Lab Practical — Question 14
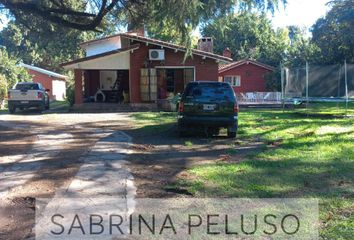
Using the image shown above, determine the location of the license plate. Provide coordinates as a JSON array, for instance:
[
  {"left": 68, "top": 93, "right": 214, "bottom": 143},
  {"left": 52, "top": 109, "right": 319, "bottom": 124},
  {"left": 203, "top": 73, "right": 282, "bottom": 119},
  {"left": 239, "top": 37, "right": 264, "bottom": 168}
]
[
  {"left": 203, "top": 104, "right": 216, "bottom": 111},
  {"left": 21, "top": 101, "right": 29, "bottom": 104}
]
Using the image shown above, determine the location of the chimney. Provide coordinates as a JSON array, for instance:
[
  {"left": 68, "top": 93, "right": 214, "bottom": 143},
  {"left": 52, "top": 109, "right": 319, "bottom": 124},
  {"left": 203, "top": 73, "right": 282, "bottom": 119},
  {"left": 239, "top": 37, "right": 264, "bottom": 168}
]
[
  {"left": 197, "top": 37, "right": 213, "bottom": 53},
  {"left": 127, "top": 23, "right": 145, "bottom": 36},
  {"left": 223, "top": 47, "right": 232, "bottom": 59}
]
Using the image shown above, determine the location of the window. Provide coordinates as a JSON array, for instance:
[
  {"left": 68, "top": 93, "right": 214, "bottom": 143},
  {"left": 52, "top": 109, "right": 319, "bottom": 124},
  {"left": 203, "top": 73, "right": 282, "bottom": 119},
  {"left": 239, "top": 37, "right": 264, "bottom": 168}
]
[
  {"left": 15, "top": 83, "right": 39, "bottom": 90},
  {"left": 184, "top": 82, "right": 235, "bottom": 101},
  {"left": 224, "top": 75, "right": 241, "bottom": 87}
]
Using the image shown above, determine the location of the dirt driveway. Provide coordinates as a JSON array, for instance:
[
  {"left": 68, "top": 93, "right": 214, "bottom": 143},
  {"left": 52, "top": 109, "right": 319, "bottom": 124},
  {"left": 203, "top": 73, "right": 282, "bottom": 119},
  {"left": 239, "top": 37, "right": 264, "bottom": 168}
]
[
  {"left": 0, "top": 110, "right": 262, "bottom": 239},
  {"left": 0, "top": 111, "right": 133, "bottom": 239}
]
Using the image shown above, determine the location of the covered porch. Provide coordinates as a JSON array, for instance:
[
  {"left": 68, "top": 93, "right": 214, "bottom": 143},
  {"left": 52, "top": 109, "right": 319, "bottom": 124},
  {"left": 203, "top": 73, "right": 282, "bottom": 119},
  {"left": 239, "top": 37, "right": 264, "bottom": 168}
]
[
  {"left": 62, "top": 46, "right": 136, "bottom": 106},
  {"left": 62, "top": 45, "right": 196, "bottom": 110}
]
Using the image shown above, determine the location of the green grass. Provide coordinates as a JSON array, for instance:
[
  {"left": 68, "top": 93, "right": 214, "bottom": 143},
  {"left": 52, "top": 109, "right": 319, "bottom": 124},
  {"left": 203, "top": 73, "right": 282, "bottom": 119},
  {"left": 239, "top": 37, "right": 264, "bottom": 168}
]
[
  {"left": 130, "top": 111, "right": 177, "bottom": 133},
  {"left": 50, "top": 100, "right": 70, "bottom": 110},
  {"left": 293, "top": 101, "right": 354, "bottom": 116},
  {"left": 132, "top": 105, "right": 354, "bottom": 239},
  {"left": 184, "top": 107, "right": 354, "bottom": 239},
  {"left": 184, "top": 140, "right": 193, "bottom": 147}
]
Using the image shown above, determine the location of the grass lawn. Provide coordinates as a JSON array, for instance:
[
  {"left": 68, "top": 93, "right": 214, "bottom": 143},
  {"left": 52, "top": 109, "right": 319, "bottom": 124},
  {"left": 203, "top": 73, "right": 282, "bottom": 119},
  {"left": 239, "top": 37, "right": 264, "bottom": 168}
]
[
  {"left": 131, "top": 111, "right": 177, "bottom": 133},
  {"left": 132, "top": 105, "right": 354, "bottom": 239},
  {"left": 293, "top": 101, "right": 354, "bottom": 116},
  {"left": 50, "top": 100, "right": 70, "bottom": 110}
]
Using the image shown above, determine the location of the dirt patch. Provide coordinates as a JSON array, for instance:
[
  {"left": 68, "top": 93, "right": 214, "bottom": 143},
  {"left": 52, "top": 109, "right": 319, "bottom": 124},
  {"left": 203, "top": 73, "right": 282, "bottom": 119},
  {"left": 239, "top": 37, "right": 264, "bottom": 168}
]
[
  {"left": 125, "top": 125, "right": 266, "bottom": 198},
  {"left": 0, "top": 125, "right": 35, "bottom": 159},
  {"left": 294, "top": 112, "right": 348, "bottom": 119}
]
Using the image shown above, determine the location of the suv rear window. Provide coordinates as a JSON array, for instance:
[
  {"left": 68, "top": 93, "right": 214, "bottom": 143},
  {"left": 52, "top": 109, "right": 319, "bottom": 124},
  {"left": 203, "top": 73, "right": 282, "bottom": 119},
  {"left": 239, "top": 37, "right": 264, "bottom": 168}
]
[
  {"left": 183, "top": 82, "right": 235, "bottom": 101},
  {"left": 15, "top": 83, "right": 39, "bottom": 90}
]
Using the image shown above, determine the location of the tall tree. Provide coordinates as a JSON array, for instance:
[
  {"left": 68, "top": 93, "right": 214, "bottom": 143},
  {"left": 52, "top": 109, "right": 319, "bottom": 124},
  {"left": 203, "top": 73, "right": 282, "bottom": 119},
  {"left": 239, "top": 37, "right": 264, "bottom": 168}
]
[
  {"left": 0, "top": 17, "right": 98, "bottom": 72},
  {"left": 285, "top": 25, "right": 321, "bottom": 67},
  {"left": 311, "top": 0, "right": 354, "bottom": 64},
  {"left": 201, "top": 13, "right": 289, "bottom": 66},
  {"left": 0, "top": 47, "right": 31, "bottom": 91},
  {"left": 1, "top": 0, "right": 286, "bottom": 46}
]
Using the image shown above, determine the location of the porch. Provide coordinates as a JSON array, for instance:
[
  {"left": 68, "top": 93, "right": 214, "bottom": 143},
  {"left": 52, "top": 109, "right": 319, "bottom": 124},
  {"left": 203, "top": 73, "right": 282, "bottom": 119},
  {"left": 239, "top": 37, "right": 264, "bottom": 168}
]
[{"left": 74, "top": 66, "right": 195, "bottom": 111}]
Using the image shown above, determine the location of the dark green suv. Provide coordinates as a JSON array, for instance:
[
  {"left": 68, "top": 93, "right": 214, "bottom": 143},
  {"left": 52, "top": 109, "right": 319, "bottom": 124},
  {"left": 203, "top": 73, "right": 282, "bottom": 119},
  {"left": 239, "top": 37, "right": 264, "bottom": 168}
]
[{"left": 177, "top": 81, "right": 238, "bottom": 138}]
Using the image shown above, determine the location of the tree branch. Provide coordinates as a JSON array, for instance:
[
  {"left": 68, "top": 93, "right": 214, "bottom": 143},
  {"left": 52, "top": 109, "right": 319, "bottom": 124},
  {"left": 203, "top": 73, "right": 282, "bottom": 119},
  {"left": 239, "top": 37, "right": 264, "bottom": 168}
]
[{"left": 0, "top": 0, "right": 120, "bottom": 31}]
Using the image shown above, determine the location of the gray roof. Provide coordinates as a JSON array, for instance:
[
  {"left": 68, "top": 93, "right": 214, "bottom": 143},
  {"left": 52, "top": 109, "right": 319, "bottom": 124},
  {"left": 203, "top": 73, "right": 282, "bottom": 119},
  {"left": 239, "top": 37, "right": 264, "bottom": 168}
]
[{"left": 20, "top": 63, "right": 68, "bottom": 79}]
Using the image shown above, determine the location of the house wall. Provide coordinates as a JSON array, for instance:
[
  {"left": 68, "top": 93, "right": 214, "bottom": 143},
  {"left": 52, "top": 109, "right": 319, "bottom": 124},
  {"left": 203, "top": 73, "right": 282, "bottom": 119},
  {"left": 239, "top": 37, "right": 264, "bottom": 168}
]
[
  {"left": 68, "top": 51, "right": 130, "bottom": 70},
  {"left": 219, "top": 63, "right": 272, "bottom": 93},
  {"left": 83, "top": 36, "right": 121, "bottom": 57},
  {"left": 74, "top": 69, "right": 83, "bottom": 104},
  {"left": 27, "top": 69, "right": 66, "bottom": 100},
  {"left": 129, "top": 42, "right": 219, "bottom": 103},
  {"left": 84, "top": 70, "right": 100, "bottom": 97},
  {"left": 52, "top": 80, "right": 66, "bottom": 100}
]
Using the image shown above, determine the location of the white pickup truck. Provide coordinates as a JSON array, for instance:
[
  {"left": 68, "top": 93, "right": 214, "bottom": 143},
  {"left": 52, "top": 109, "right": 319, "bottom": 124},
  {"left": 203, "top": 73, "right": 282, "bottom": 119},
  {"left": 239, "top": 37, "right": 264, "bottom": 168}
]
[{"left": 8, "top": 82, "right": 50, "bottom": 114}]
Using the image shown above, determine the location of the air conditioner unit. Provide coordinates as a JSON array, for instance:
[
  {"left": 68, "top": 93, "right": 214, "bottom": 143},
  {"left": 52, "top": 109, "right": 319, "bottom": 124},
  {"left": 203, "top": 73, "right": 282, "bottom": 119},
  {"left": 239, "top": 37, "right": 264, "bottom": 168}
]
[{"left": 149, "top": 49, "right": 165, "bottom": 60}]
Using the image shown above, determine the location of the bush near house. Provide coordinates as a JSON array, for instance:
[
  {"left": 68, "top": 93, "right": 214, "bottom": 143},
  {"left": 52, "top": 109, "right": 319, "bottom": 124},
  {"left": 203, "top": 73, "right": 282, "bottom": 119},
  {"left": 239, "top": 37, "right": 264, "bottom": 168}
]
[
  {"left": 0, "top": 48, "right": 31, "bottom": 90},
  {"left": 0, "top": 75, "right": 7, "bottom": 109}
]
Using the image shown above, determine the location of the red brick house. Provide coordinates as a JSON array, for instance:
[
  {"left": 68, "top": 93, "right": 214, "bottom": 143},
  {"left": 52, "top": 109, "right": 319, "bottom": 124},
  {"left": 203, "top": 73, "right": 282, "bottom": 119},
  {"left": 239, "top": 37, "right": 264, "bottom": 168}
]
[
  {"left": 218, "top": 59, "right": 275, "bottom": 93},
  {"left": 20, "top": 63, "right": 67, "bottom": 100},
  {"left": 61, "top": 32, "right": 232, "bottom": 108}
]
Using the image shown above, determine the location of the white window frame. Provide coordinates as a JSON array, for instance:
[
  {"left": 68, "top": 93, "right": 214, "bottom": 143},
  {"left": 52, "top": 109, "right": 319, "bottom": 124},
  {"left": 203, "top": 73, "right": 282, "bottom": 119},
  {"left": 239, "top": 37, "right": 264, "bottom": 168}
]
[{"left": 224, "top": 75, "right": 241, "bottom": 87}]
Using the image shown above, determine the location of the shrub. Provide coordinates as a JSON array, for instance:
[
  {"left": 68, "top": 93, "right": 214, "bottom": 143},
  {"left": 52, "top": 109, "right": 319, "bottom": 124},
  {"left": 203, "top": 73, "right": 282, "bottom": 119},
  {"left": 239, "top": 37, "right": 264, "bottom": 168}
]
[{"left": 0, "top": 75, "right": 7, "bottom": 101}]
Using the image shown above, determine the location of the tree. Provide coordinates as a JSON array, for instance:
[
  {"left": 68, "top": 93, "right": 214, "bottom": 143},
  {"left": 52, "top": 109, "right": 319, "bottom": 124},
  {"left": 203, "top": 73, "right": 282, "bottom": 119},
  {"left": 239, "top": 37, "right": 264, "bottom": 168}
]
[
  {"left": 201, "top": 13, "right": 289, "bottom": 66},
  {"left": 285, "top": 26, "right": 321, "bottom": 67},
  {"left": 311, "top": 0, "right": 354, "bottom": 64},
  {"left": 0, "top": 48, "right": 31, "bottom": 98},
  {"left": 0, "top": 0, "right": 119, "bottom": 31},
  {"left": 1, "top": 0, "right": 286, "bottom": 46},
  {"left": 0, "top": 19, "right": 97, "bottom": 72}
]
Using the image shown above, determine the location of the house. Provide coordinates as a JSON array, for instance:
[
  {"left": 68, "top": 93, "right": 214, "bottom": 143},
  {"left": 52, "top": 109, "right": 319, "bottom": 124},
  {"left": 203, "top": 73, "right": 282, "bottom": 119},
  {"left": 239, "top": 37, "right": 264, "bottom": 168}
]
[
  {"left": 61, "top": 32, "right": 232, "bottom": 108},
  {"left": 218, "top": 58, "right": 275, "bottom": 93},
  {"left": 20, "top": 63, "right": 67, "bottom": 101}
]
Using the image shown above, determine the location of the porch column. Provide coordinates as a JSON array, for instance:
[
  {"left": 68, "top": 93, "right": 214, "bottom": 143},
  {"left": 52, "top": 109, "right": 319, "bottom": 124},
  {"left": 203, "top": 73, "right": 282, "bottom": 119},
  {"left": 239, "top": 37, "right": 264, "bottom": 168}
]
[{"left": 74, "top": 69, "right": 83, "bottom": 105}]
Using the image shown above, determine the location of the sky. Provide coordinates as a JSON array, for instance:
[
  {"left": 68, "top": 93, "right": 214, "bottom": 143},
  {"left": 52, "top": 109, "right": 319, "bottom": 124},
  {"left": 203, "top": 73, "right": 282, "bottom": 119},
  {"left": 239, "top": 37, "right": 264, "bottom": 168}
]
[
  {"left": 270, "top": 0, "right": 330, "bottom": 29},
  {"left": 0, "top": 0, "right": 330, "bottom": 32}
]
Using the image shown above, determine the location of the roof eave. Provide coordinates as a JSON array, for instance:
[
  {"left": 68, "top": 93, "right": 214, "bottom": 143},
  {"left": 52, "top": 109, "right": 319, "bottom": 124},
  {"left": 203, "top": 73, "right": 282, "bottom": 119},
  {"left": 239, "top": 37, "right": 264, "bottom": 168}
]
[
  {"left": 61, "top": 45, "right": 140, "bottom": 69},
  {"left": 219, "top": 60, "right": 275, "bottom": 73},
  {"left": 79, "top": 34, "right": 121, "bottom": 48}
]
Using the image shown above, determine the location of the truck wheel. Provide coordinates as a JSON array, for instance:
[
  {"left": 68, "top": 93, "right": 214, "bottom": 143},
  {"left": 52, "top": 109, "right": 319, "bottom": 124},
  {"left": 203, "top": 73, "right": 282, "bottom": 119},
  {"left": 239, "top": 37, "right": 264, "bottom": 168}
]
[
  {"left": 38, "top": 105, "right": 45, "bottom": 113},
  {"left": 9, "top": 106, "right": 16, "bottom": 114},
  {"left": 45, "top": 101, "right": 50, "bottom": 110}
]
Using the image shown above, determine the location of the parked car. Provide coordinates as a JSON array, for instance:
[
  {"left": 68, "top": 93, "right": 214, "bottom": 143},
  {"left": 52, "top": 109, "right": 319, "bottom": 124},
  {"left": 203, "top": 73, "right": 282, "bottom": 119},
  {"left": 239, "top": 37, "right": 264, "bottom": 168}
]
[
  {"left": 177, "top": 81, "right": 238, "bottom": 138},
  {"left": 8, "top": 82, "right": 50, "bottom": 114}
]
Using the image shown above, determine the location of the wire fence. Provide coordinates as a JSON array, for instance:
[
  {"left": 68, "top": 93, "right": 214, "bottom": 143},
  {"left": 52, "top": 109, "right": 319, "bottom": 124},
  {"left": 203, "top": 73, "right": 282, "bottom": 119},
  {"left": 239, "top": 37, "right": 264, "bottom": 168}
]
[{"left": 281, "top": 61, "right": 354, "bottom": 116}]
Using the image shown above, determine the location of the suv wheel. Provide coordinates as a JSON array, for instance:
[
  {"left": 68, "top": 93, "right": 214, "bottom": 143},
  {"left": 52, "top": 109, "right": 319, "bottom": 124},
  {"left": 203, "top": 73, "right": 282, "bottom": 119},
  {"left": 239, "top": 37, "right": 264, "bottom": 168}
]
[{"left": 227, "top": 130, "right": 236, "bottom": 138}]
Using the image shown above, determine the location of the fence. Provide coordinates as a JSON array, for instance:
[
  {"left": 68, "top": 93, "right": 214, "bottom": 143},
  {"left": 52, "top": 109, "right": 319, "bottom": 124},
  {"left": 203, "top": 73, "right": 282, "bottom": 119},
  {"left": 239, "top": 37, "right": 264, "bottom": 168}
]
[
  {"left": 236, "top": 92, "right": 281, "bottom": 104},
  {"left": 281, "top": 60, "right": 354, "bottom": 115}
]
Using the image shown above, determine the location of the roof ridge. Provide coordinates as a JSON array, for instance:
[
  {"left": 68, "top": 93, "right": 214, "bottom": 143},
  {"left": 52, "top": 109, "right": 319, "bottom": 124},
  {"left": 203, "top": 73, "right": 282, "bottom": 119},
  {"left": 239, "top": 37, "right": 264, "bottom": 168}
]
[{"left": 79, "top": 32, "right": 232, "bottom": 63}]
